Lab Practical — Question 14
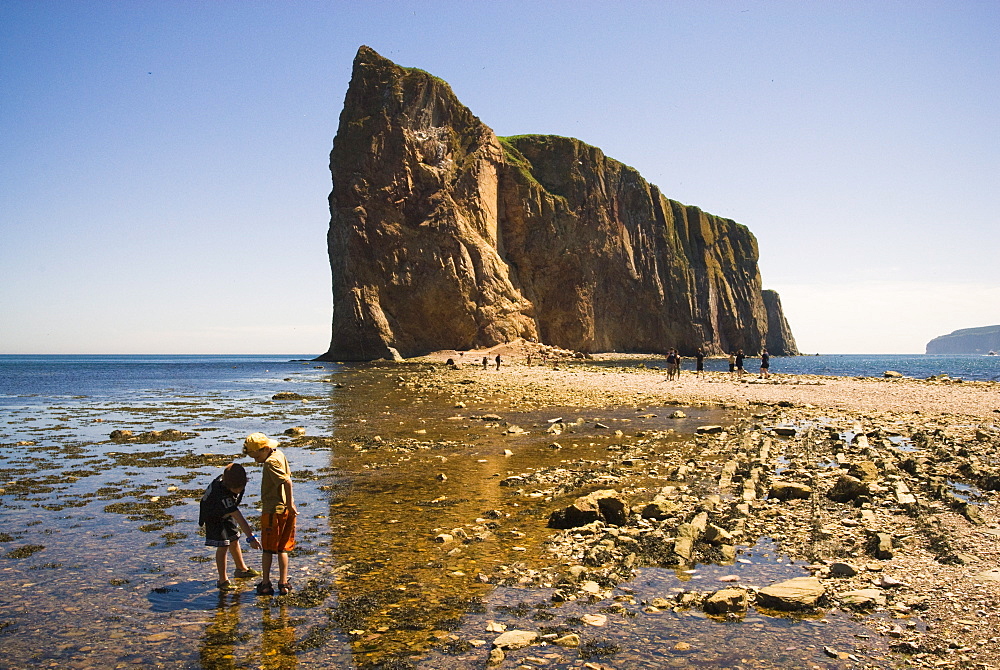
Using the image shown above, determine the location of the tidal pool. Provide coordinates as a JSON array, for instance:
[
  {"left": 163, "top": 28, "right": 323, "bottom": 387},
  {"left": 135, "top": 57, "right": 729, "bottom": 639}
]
[{"left": 0, "top": 362, "right": 891, "bottom": 668}]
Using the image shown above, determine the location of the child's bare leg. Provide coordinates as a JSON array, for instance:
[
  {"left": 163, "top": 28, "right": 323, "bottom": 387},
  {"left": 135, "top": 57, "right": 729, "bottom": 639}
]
[
  {"left": 261, "top": 551, "right": 274, "bottom": 585},
  {"left": 277, "top": 552, "right": 289, "bottom": 585},
  {"left": 215, "top": 546, "right": 229, "bottom": 582},
  {"left": 229, "top": 541, "right": 249, "bottom": 573}
]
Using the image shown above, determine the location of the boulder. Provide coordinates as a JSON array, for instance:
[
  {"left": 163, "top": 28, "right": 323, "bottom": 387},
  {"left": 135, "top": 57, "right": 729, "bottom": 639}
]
[
  {"left": 703, "top": 524, "right": 733, "bottom": 546},
  {"left": 492, "top": 630, "right": 537, "bottom": 650},
  {"left": 703, "top": 589, "right": 748, "bottom": 615},
  {"left": 838, "top": 588, "right": 886, "bottom": 608},
  {"left": 641, "top": 498, "right": 681, "bottom": 520},
  {"left": 768, "top": 481, "right": 812, "bottom": 501},
  {"left": 846, "top": 461, "right": 880, "bottom": 482},
  {"left": 828, "top": 562, "right": 860, "bottom": 577},
  {"left": 870, "top": 532, "right": 894, "bottom": 560},
  {"left": 827, "top": 474, "right": 869, "bottom": 503},
  {"left": 548, "top": 489, "right": 629, "bottom": 529},
  {"left": 755, "top": 577, "right": 825, "bottom": 610}
]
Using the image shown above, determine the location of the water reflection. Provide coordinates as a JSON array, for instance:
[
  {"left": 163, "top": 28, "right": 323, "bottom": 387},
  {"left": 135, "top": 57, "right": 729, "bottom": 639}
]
[{"left": 0, "top": 360, "right": 897, "bottom": 668}]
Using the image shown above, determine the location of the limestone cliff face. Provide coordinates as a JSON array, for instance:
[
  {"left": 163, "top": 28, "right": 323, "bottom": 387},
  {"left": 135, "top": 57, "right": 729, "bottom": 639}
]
[
  {"left": 762, "top": 290, "right": 798, "bottom": 355},
  {"left": 322, "top": 46, "right": 798, "bottom": 360}
]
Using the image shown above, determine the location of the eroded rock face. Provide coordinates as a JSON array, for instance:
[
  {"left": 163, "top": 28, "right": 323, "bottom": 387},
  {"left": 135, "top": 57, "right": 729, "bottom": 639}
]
[{"left": 322, "top": 46, "right": 799, "bottom": 361}]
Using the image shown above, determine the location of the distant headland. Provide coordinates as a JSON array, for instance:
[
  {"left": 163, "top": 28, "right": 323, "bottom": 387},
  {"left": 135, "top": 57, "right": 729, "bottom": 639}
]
[
  {"left": 319, "top": 46, "right": 798, "bottom": 362},
  {"left": 926, "top": 325, "right": 1000, "bottom": 355}
]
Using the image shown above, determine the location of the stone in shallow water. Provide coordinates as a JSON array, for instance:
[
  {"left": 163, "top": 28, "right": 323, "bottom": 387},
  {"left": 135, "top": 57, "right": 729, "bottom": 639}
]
[
  {"left": 755, "top": 576, "right": 825, "bottom": 610},
  {"left": 838, "top": 588, "right": 886, "bottom": 608},
  {"left": 703, "top": 588, "right": 748, "bottom": 615},
  {"left": 492, "top": 630, "right": 537, "bottom": 650}
]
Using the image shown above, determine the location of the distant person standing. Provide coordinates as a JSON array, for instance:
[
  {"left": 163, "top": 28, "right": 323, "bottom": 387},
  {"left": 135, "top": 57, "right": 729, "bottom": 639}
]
[
  {"left": 482, "top": 356, "right": 488, "bottom": 370},
  {"left": 695, "top": 348, "right": 705, "bottom": 376},
  {"left": 665, "top": 350, "right": 677, "bottom": 380},
  {"left": 735, "top": 349, "right": 746, "bottom": 379},
  {"left": 728, "top": 351, "right": 736, "bottom": 378},
  {"left": 759, "top": 349, "right": 770, "bottom": 379},
  {"left": 495, "top": 354, "right": 501, "bottom": 370}
]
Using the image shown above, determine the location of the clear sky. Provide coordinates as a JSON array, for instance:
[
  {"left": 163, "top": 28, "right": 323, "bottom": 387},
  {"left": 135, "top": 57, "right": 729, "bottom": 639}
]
[{"left": 2, "top": 1, "right": 998, "bottom": 355}]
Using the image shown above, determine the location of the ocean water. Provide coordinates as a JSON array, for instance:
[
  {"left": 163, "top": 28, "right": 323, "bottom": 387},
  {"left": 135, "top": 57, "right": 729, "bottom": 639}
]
[
  {"left": 654, "top": 353, "right": 1000, "bottom": 382},
  {"left": 0, "top": 354, "right": 339, "bottom": 404}
]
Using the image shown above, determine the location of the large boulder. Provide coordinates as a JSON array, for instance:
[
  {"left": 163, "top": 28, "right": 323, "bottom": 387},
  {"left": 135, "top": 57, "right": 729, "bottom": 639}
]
[
  {"left": 768, "top": 481, "right": 812, "bottom": 501},
  {"left": 827, "top": 474, "right": 869, "bottom": 503},
  {"left": 755, "top": 577, "right": 825, "bottom": 610},
  {"left": 548, "top": 489, "right": 630, "bottom": 529}
]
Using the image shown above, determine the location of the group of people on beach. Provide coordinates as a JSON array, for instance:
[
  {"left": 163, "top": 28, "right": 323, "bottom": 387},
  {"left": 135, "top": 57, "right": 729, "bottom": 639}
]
[
  {"left": 199, "top": 432, "right": 297, "bottom": 596},
  {"left": 664, "top": 347, "right": 771, "bottom": 379}
]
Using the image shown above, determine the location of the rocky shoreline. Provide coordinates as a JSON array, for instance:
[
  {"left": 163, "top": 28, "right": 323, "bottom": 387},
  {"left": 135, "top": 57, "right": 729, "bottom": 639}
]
[{"left": 393, "top": 350, "right": 1000, "bottom": 668}]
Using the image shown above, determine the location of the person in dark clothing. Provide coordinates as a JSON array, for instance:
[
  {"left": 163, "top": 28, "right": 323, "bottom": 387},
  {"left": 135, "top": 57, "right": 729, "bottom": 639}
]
[
  {"left": 760, "top": 349, "right": 770, "bottom": 378},
  {"left": 200, "top": 462, "right": 261, "bottom": 591},
  {"left": 695, "top": 348, "right": 705, "bottom": 376}
]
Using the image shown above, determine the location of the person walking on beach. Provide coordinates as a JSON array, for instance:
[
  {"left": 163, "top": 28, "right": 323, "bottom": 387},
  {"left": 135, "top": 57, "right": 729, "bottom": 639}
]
[
  {"left": 728, "top": 351, "right": 736, "bottom": 379},
  {"left": 735, "top": 349, "right": 746, "bottom": 379},
  {"left": 759, "top": 349, "right": 770, "bottom": 379},
  {"left": 495, "top": 354, "right": 501, "bottom": 370},
  {"left": 695, "top": 348, "right": 705, "bottom": 376},
  {"left": 243, "top": 432, "right": 297, "bottom": 596},
  {"left": 199, "top": 462, "right": 261, "bottom": 591}
]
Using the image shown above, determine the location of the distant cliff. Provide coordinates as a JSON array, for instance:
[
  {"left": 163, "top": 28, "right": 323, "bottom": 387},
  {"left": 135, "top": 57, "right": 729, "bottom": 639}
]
[
  {"left": 321, "top": 46, "right": 798, "bottom": 361},
  {"left": 926, "top": 325, "right": 1000, "bottom": 355}
]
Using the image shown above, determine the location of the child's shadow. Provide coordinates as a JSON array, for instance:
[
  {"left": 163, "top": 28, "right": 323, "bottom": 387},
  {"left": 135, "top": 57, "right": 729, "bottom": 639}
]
[{"left": 148, "top": 581, "right": 247, "bottom": 612}]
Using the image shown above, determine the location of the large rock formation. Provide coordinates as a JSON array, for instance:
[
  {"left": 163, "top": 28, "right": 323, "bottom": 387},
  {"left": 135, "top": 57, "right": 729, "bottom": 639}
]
[
  {"left": 762, "top": 289, "right": 798, "bottom": 355},
  {"left": 321, "top": 46, "right": 798, "bottom": 361},
  {"left": 926, "top": 325, "right": 1000, "bottom": 355}
]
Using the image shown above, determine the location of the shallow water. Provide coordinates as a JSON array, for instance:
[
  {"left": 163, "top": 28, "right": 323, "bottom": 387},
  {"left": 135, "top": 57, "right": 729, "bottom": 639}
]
[{"left": 0, "top": 358, "right": 896, "bottom": 668}]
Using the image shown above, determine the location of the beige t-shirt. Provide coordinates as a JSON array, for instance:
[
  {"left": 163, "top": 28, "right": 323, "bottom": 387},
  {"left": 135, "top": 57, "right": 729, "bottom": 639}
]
[{"left": 261, "top": 448, "right": 291, "bottom": 514}]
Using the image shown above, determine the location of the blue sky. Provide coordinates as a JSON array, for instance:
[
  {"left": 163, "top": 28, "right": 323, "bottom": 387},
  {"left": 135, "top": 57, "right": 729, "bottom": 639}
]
[{"left": 2, "top": 1, "right": 998, "bottom": 354}]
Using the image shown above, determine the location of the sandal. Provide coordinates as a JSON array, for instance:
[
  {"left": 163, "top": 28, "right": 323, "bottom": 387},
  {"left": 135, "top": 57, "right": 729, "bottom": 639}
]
[
  {"left": 255, "top": 582, "right": 275, "bottom": 596},
  {"left": 235, "top": 568, "right": 260, "bottom": 579},
  {"left": 217, "top": 580, "right": 236, "bottom": 592},
  {"left": 278, "top": 582, "right": 292, "bottom": 596}
]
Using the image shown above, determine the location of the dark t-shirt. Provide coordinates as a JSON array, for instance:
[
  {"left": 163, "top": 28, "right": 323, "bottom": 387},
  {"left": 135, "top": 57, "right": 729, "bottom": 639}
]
[{"left": 199, "top": 476, "right": 243, "bottom": 526}]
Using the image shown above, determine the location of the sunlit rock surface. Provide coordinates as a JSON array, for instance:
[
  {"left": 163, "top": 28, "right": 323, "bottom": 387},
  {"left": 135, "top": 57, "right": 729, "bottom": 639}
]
[{"left": 322, "top": 46, "right": 798, "bottom": 361}]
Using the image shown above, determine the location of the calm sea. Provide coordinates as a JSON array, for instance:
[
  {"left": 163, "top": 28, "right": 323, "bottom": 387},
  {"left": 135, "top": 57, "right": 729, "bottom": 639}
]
[
  {"left": 0, "top": 354, "right": 340, "bottom": 404},
  {"left": 1, "top": 353, "right": 998, "bottom": 404}
]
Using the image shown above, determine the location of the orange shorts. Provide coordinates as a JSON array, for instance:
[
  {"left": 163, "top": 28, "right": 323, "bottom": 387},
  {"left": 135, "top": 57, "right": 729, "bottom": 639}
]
[{"left": 260, "top": 511, "right": 296, "bottom": 554}]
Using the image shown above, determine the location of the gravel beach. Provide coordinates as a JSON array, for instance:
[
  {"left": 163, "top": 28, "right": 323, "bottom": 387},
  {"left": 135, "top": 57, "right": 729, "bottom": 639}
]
[{"left": 405, "top": 345, "right": 1000, "bottom": 669}]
